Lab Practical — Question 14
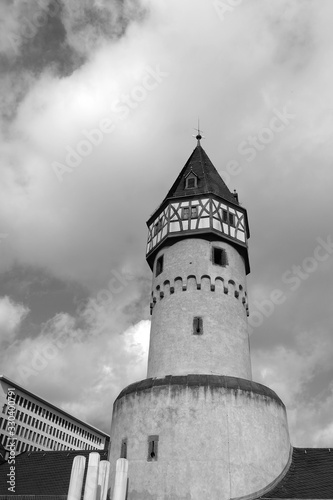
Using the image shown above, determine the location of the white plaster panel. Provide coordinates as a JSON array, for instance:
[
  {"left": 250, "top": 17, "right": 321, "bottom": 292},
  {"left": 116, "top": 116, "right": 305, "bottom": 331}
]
[{"left": 110, "top": 385, "right": 290, "bottom": 500}]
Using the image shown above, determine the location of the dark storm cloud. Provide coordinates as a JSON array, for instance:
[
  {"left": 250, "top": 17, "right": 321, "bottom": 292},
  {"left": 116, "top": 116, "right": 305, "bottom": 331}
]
[{"left": 0, "top": 0, "right": 147, "bottom": 122}]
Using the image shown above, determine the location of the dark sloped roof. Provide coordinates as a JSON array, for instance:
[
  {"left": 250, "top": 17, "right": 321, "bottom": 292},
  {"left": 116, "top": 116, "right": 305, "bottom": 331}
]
[
  {"left": 260, "top": 447, "right": 333, "bottom": 498},
  {"left": 163, "top": 144, "right": 238, "bottom": 205},
  {"left": 0, "top": 449, "right": 108, "bottom": 496}
]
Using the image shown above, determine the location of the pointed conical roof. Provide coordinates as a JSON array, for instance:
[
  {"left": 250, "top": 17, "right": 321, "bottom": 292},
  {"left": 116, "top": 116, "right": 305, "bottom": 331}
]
[{"left": 163, "top": 144, "right": 238, "bottom": 205}]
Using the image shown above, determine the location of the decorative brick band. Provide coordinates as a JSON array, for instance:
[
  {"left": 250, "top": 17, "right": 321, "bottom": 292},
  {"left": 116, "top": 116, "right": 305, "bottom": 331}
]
[
  {"left": 150, "top": 275, "right": 249, "bottom": 315},
  {"left": 114, "top": 374, "right": 284, "bottom": 408}
]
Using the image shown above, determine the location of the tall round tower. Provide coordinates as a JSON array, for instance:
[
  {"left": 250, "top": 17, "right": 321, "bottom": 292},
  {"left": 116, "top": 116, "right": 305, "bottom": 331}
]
[{"left": 109, "top": 137, "right": 291, "bottom": 500}]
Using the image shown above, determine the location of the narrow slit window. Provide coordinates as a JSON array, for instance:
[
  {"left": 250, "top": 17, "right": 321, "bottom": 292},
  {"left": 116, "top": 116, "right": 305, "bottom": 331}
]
[
  {"left": 222, "top": 209, "right": 228, "bottom": 223},
  {"left": 212, "top": 247, "right": 228, "bottom": 267},
  {"left": 229, "top": 213, "right": 235, "bottom": 226},
  {"left": 148, "top": 435, "right": 159, "bottom": 461},
  {"left": 156, "top": 255, "right": 164, "bottom": 276},
  {"left": 120, "top": 438, "right": 127, "bottom": 459},
  {"left": 193, "top": 316, "right": 203, "bottom": 335}
]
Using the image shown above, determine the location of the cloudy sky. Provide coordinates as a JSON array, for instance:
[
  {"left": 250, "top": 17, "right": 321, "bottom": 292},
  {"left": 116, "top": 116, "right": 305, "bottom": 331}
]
[{"left": 0, "top": 0, "right": 332, "bottom": 447}]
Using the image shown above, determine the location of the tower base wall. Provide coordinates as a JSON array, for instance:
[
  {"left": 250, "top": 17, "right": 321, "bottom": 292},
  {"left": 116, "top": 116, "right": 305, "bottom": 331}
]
[{"left": 109, "top": 375, "right": 291, "bottom": 500}]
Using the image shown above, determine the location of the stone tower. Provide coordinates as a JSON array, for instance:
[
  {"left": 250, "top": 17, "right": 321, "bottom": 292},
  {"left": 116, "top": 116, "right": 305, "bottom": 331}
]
[{"left": 109, "top": 137, "right": 291, "bottom": 500}]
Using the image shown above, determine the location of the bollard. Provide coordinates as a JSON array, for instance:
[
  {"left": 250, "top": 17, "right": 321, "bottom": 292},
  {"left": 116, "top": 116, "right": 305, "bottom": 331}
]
[
  {"left": 112, "top": 458, "right": 128, "bottom": 500},
  {"left": 67, "top": 455, "right": 86, "bottom": 500},
  {"left": 83, "top": 452, "right": 100, "bottom": 500},
  {"left": 97, "top": 460, "right": 111, "bottom": 500}
]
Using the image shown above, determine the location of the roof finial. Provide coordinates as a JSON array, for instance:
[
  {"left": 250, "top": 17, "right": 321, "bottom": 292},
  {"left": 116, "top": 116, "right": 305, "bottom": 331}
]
[{"left": 193, "top": 118, "right": 204, "bottom": 145}]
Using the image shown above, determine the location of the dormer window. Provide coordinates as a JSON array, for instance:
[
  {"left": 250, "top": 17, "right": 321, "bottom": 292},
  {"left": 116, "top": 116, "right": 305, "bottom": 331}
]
[{"left": 185, "top": 172, "right": 198, "bottom": 189}]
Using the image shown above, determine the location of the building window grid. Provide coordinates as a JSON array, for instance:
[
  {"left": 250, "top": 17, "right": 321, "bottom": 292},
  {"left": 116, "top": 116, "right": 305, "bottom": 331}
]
[{"left": 0, "top": 394, "right": 105, "bottom": 452}]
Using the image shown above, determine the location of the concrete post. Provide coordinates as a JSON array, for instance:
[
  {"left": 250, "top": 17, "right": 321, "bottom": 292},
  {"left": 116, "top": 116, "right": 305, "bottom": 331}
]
[
  {"left": 67, "top": 455, "right": 86, "bottom": 500},
  {"left": 112, "top": 458, "right": 128, "bottom": 500},
  {"left": 83, "top": 452, "right": 100, "bottom": 500},
  {"left": 97, "top": 460, "right": 111, "bottom": 500}
]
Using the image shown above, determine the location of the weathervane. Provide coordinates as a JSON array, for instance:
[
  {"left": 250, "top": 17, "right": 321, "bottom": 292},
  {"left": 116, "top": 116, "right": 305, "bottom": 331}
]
[{"left": 192, "top": 118, "right": 204, "bottom": 145}]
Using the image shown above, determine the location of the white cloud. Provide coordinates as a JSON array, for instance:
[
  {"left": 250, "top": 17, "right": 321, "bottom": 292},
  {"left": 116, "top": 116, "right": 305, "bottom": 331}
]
[
  {"left": 252, "top": 331, "right": 333, "bottom": 446},
  {"left": 0, "top": 296, "right": 29, "bottom": 344},
  {"left": 0, "top": 279, "right": 149, "bottom": 432}
]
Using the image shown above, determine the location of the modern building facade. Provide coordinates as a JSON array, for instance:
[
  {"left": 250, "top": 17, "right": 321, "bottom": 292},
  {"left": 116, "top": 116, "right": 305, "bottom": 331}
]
[
  {"left": 109, "top": 135, "right": 291, "bottom": 500},
  {"left": 0, "top": 375, "right": 109, "bottom": 455}
]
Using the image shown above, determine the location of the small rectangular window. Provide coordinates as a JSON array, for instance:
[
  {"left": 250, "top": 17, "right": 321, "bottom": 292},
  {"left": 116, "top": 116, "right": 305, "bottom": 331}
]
[
  {"left": 156, "top": 255, "right": 164, "bottom": 277},
  {"left": 120, "top": 438, "right": 127, "bottom": 459},
  {"left": 191, "top": 206, "right": 198, "bottom": 218},
  {"left": 153, "top": 219, "right": 162, "bottom": 236},
  {"left": 222, "top": 209, "right": 235, "bottom": 226},
  {"left": 193, "top": 317, "right": 203, "bottom": 335},
  {"left": 182, "top": 207, "right": 189, "bottom": 220},
  {"left": 148, "top": 435, "right": 159, "bottom": 461},
  {"left": 212, "top": 247, "right": 228, "bottom": 267}
]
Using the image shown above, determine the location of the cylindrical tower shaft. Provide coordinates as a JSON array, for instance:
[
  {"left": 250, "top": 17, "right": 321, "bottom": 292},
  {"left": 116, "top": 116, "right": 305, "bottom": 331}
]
[{"left": 147, "top": 238, "right": 251, "bottom": 379}]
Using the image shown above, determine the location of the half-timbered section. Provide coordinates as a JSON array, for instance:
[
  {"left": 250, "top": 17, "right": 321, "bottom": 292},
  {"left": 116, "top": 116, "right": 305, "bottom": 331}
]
[
  {"left": 146, "top": 196, "right": 247, "bottom": 254},
  {"left": 146, "top": 138, "right": 250, "bottom": 273}
]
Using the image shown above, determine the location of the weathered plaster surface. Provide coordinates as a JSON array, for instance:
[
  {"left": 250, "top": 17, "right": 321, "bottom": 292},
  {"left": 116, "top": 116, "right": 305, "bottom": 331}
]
[{"left": 109, "top": 379, "right": 290, "bottom": 500}]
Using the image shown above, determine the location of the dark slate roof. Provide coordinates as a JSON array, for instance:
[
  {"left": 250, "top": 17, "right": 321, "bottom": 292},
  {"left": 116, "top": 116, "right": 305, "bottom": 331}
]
[
  {"left": 163, "top": 144, "right": 238, "bottom": 205},
  {"left": 260, "top": 447, "right": 333, "bottom": 498},
  {"left": 0, "top": 449, "right": 108, "bottom": 497},
  {"left": 114, "top": 374, "right": 284, "bottom": 407}
]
